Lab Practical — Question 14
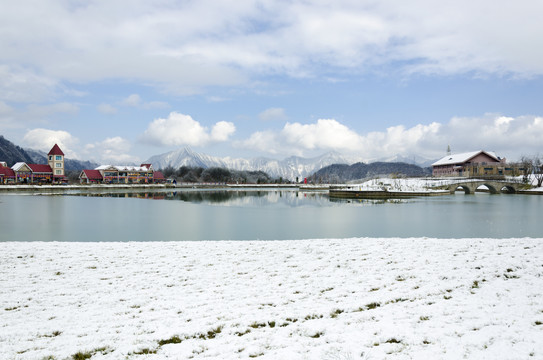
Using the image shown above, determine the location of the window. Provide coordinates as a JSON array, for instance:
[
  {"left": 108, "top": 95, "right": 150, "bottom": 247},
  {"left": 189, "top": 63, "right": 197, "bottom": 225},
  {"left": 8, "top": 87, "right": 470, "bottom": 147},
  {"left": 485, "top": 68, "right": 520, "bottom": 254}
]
[
  {"left": 48, "top": 156, "right": 53, "bottom": 161},
  {"left": 55, "top": 155, "right": 62, "bottom": 160},
  {"left": 55, "top": 170, "right": 62, "bottom": 175},
  {"left": 55, "top": 163, "right": 62, "bottom": 168}
]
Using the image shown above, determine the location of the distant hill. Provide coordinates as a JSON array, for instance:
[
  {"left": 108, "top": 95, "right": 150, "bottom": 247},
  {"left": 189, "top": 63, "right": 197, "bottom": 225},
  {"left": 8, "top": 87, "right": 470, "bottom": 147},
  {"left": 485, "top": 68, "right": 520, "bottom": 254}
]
[
  {"left": 0, "top": 135, "right": 34, "bottom": 166},
  {"left": 310, "top": 162, "right": 431, "bottom": 183},
  {"left": 146, "top": 146, "right": 361, "bottom": 181},
  {"left": 0, "top": 135, "right": 98, "bottom": 171}
]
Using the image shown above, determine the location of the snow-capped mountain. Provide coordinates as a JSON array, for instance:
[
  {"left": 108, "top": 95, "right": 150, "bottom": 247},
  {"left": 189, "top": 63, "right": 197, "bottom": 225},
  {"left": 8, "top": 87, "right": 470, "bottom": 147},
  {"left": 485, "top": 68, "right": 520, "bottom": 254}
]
[{"left": 145, "top": 147, "right": 363, "bottom": 180}]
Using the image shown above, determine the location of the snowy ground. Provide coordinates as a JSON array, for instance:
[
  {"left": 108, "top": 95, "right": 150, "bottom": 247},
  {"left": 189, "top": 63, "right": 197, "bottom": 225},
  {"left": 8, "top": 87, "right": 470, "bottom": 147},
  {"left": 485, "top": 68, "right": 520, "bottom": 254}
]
[{"left": 2, "top": 238, "right": 542, "bottom": 360}]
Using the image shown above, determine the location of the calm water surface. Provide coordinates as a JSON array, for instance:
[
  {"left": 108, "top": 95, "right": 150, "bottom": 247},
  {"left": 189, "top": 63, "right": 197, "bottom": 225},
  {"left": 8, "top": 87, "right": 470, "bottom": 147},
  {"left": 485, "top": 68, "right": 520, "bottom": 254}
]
[{"left": 0, "top": 188, "right": 541, "bottom": 241}]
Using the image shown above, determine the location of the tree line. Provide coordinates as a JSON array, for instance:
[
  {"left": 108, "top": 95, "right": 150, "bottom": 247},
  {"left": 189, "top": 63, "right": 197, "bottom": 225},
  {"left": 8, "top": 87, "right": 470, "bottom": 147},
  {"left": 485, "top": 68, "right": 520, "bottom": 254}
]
[{"left": 160, "top": 165, "right": 286, "bottom": 184}]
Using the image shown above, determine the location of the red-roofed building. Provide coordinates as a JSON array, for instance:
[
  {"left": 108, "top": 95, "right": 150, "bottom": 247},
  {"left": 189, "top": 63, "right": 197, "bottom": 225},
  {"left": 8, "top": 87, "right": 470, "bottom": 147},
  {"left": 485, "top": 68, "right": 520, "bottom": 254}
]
[
  {"left": 47, "top": 144, "right": 65, "bottom": 179},
  {"left": 153, "top": 171, "right": 166, "bottom": 183},
  {"left": 79, "top": 169, "right": 103, "bottom": 184},
  {"left": 27, "top": 164, "right": 53, "bottom": 183},
  {"left": 0, "top": 164, "right": 16, "bottom": 184}
]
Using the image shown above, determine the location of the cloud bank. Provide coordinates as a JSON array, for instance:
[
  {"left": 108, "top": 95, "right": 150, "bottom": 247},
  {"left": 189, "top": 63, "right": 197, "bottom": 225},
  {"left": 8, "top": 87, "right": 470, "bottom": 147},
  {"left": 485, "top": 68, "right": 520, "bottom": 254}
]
[
  {"left": 141, "top": 112, "right": 235, "bottom": 147},
  {"left": 1, "top": 1, "right": 542, "bottom": 100},
  {"left": 237, "top": 114, "right": 543, "bottom": 161}
]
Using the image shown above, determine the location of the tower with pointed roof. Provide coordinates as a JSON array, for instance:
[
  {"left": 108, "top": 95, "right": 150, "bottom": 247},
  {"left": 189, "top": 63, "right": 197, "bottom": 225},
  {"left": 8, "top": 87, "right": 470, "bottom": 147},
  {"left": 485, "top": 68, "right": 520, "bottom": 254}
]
[{"left": 48, "top": 144, "right": 65, "bottom": 179}]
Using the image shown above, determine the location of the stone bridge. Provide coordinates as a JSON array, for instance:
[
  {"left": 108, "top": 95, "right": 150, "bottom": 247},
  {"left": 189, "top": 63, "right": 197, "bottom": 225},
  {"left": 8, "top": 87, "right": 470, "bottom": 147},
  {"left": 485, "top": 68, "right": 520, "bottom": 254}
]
[{"left": 447, "top": 180, "right": 522, "bottom": 194}]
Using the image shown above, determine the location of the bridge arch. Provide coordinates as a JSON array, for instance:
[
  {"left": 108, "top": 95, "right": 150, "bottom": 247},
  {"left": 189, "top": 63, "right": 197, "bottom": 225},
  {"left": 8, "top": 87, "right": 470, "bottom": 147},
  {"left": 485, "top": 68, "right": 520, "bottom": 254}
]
[
  {"left": 477, "top": 183, "right": 498, "bottom": 194},
  {"left": 452, "top": 185, "right": 471, "bottom": 194},
  {"left": 500, "top": 185, "right": 516, "bottom": 194}
]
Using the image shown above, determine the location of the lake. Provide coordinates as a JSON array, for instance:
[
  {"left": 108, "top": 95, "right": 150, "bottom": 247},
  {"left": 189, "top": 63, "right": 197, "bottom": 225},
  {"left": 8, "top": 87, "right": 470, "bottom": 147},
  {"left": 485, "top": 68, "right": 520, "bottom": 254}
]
[{"left": 0, "top": 188, "right": 541, "bottom": 241}]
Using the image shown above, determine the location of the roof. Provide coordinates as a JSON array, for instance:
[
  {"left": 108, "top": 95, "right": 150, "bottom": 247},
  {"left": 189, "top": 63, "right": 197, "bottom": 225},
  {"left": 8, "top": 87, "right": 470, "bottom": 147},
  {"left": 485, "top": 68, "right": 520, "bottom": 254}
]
[
  {"left": 432, "top": 151, "right": 500, "bottom": 166},
  {"left": 0, "top": 167, "right": 15, "bottom": 177},
  {"left": 27, "top": 164, "right": 53, "bottom": 173},
  {"left": 140, "top": 163, "right": 152, "bottom": 169},
  {"left": 153, "top": 171, "right": 165, "bottom": 179},
  {"left": 81, "top": 169, "right": 103, "bottom": 180},
  {"left": 95, "top": 165, "right": 150, "bottom": 172},
  {"left": 11, "top": 162, "right": 30, "bottom": 171},
  {"left": 48, "top": 144, "right": 64, "bottom": 156}
]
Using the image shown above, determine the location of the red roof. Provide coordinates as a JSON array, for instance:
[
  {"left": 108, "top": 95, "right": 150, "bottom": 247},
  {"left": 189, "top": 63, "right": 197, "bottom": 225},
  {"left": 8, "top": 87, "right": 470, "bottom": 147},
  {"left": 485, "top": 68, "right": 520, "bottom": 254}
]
[
  {"left": 153, "top": 171, "right": 165, "bottom": 179},
  {"left": 81, "top": 169, "right": 103, "bottom": 180},
  {"left": 27, "top": 164, "right": 53, "bottom": 173},
  {"left": 48, "top": 144, "right": 64, "bottom": 156},
  {"left": 140, "top": 163, "right": 152, "bottom": 168},
  {"left": 0, "top": 167, "right": 16, "bottom": 177}
]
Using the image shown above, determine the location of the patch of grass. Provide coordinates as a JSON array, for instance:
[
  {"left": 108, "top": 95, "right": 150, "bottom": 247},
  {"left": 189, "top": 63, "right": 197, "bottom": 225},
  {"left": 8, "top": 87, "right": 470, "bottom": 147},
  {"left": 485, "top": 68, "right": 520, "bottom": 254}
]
[
  {"left": 395, "top": 276, "right": 406, "bottom": 281},
  {"left": 444, "top": 295, "right": 452, "bottom": 300},
  {"left": 330, "top": 309, "right": 344, "bottom": 318},
  {"left": 249, "top": 353, "right": 264, "bottom": 358},
  {"left": 385, "top": 338, "right": 402, "bottom": 344},
  {"left": 235, "top": 329, "right": 251, "bottom": 336},
  {"left": 72, "top": 352, "right": 92, "bottom": 360},
  {"left": 422, "top": 340, "right": 431, "bottom": 345},
  {"left": 199, "top": 325, "right": 223, "bottom": 339},
  {"left": 535, "top": 321, "right": 542, "bottom": 326},
  {"left": 304, "top": 314, "right": 324, "bottom": 320},
  {"left": 268, "top": 321, "right": 276, "bottom": 328},
  {"left": 5, "top": 306, "right": 19, "bottom": 311},
  {"left": 472, "top": 280, "right": 479, "bottom": 289},
  {"left": 55, "top": 272, "right": 62, "bottom": 276},
  {"left": 369, "top": 287, "right": 380, "bottom": 292},
  {"left": 504, "top": 273, "right": 519, "bottom": 279},
  {"left": 132, "top": 348, "right": 157, "bottom": 355},
  {"left": 366, "top": 302, "right": 381, "bottom": 310},
  {"left": 158, "top": 335, "right": 183, "bottom": 346},
  {"left": 285, "top": 317, "right": 298, "bottom": 323},
  {"left": 419, "top": 316, "right": 430, "bottom": 321},
  {"left": 310, "top": 331, "right": 324, "bottom": 338},
  {"left": 320, "top": 287, "right": 334, "bottom": 293},
  {"left": 249, "top": 322, "right": 267, "bottom": 329}
]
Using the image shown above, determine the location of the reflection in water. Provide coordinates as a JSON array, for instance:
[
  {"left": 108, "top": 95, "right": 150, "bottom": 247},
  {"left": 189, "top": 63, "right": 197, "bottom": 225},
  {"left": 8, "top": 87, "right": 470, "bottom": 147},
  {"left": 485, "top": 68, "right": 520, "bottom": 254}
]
[
  {"left": 66, "top": 189, "right": 406, "bottom": 207},
  {"left": 3, "top": 189, "right": 541, "bottom": 241}
]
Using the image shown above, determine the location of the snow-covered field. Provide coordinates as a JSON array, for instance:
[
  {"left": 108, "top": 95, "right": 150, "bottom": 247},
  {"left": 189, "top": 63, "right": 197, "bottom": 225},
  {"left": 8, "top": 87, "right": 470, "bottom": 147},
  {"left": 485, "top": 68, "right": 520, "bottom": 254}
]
[{"left": 2, "top": 238, "right": 542, "bottom": 360}]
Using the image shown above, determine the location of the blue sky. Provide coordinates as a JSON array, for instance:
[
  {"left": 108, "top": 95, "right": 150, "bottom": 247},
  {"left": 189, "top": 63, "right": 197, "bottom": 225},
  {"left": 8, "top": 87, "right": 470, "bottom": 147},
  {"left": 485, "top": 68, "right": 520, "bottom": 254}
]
[{"left": 1, "top": 0, "right": 543, "bottom": 164}]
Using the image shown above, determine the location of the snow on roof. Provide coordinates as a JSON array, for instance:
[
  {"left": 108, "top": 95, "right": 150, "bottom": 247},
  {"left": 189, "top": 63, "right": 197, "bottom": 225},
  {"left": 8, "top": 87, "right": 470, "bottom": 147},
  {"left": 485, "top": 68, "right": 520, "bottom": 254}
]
[
  {"left": 11, "top": 162, "right": 29, "bottom": 171},
  {"left": 431, "top": 151, "right": 499, "bottom": 166},
  {"left": 95, "top": 165, "right": 151, "bottom": 172}
]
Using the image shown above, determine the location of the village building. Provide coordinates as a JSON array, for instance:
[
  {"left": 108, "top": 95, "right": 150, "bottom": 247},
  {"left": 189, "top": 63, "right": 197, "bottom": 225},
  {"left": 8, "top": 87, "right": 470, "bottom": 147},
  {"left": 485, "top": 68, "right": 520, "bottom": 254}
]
[
  {"left": 79, "top": 163, "right": 165, "bottom": 184},
  {"left": 432, "top": 150, "right": 521, "bottom": 177},
  {"left": 48, "top": 144, "right": 65, "bottom": 178},
  {"left": 0, "top": 162, "right": 16, "bottom": 184},
  {"left": 0, "top": 144, "right": 67, "bottom": 184}
]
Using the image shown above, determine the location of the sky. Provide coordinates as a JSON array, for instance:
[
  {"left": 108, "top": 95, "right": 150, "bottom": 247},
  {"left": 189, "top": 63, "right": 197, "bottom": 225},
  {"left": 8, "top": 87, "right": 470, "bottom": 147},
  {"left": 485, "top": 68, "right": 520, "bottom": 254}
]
[{"left": 1, "top": 0, "right": 543, "bottom": 165}]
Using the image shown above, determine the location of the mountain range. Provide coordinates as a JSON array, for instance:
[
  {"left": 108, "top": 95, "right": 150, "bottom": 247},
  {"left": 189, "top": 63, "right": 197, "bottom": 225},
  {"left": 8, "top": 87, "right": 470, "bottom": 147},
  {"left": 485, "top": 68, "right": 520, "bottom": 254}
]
[
  {"left": 145, "top": 147, "right": 434, "bottom": 180},
  {"left": 1, "top": 134, "right": 434, "bottom": 180}
]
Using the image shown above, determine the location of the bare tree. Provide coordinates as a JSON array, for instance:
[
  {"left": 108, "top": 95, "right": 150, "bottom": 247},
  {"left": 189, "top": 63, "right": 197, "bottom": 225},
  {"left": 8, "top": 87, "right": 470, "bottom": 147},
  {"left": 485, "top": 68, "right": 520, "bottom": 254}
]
[
  {"left": 519, "top": 155, "right": 543, "bottom": 187},
  {"left": 533, "top": 155, "right": 543, "bottom": 187}
]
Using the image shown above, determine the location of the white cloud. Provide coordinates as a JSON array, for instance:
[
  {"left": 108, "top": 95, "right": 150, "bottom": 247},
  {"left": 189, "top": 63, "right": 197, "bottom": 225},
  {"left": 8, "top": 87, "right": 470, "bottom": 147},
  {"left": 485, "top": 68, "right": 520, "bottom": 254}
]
[
  {"left": 259, "top": 108, "right": 287, "bottom": 122},
  {"left": 1, "top": 0, "right": 542, "bottom": 101},
  {"left": 97, "top": 103, "right": 117, "bottom": 114},
  {"left": 211, "top": 121, "right": 236, "bottom": 142},
  {"left": 141, "top": 112, "right": 235, "bottom": 147},
  {"left": 122, "top": 94, "right": 142, "bottom": 107},
  {"left": 22, "top": 129, "right": 79, "bottom": 158},
  {"left": 122, "top": 94, "right": 168, "bottom": 109},
  {"left": 238, "top": 114, "right": 543, "bottom": 161},
  {"left": 84, "top": 136, "right": 138, "bottom": 164}
]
